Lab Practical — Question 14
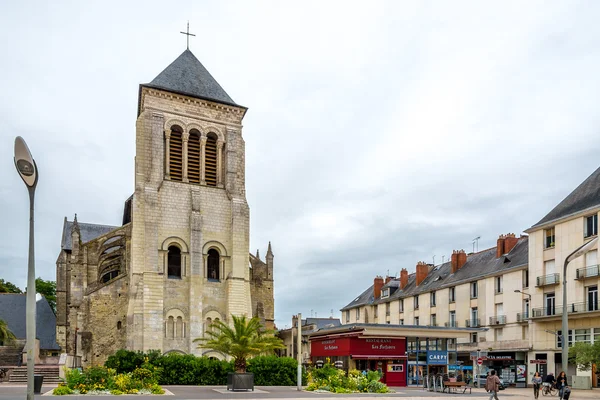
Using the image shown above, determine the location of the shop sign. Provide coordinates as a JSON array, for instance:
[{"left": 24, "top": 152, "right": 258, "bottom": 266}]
[
  {"left": 310, "top": 338, "right": 351, "bottom": 357},
  {"left": 352, "top": 338, "right": 406, "bottom": 356},
  {"left": 530, "top": 360, "right": 547, "bottom": 364},
  {"left": 427, "top": 351, "right": 448, "bottom": 365},
  {"left": 486, "top": 355, "right": 513, "bottom": 360}
]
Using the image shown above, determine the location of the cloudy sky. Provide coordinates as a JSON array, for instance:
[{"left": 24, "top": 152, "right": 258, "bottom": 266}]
[{"left": 1, "top": 1, "right": 600, "bottom": 329}]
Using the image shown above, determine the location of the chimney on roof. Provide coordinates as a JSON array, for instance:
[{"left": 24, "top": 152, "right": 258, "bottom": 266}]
[
  {"left": 416, "top": 262, "right": 428, "bottom": 286},
  {"left": 496, "top": 234, "right": 506, "bottom": 258},
  {"left": 504, "top": 233, "right": 519, "bottom": 254},
  {"left": 451, "top": 249, "right": 467, "bottom": 273},
  {"left": 373, "top": 276, "right": 384, "bottom": 299},
  {"left": 400, "top": 268, "right": 408, "bottom": 289}
]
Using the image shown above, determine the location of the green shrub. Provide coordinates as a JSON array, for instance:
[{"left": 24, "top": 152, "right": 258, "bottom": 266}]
[
  {"left": 150, "top": 383, "right": 165, "bottom": 394},
  {"left": 306, "top": 361, "right": 390, "bottom": 393},
  {"left": 52, "top": 386, "right": 73, "bottom": 395},
  {"left": 247, "top": 356, "right": 307, "bottom": 386},
  {"left": 64, "top": 368, "right": 86, "bottom": 389},
  {"left": 84, "top": 365, "right": 115, "bottom": 389},
  {"left": 105, "top": 349, "right": 145, "bottom": 373},
  {"left": 152, "top": 353, "right": 233, "bottom": 385}
]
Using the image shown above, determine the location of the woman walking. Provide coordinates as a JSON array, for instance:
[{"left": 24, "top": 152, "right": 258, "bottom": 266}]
[
  {"left": 532, "top": 372, "right": 542, "bottom": 399},
  {"left": 556, "top": 371, "right": 568, "bottom": 400}
]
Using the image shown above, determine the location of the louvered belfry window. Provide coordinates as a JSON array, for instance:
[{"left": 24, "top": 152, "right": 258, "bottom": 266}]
[
  {"left": 188, "top": 130, "right": 201, "bottom": 184},
  {"left": 169, "top": 127, "right": 183, "bottom": 181},
  {"left": 205, "top": 133, "right": 218, "bottom": 186}
]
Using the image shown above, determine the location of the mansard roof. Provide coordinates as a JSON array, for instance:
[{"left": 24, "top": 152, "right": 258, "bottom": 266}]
[
  {"left": 0, "top": 294, "right": 60, "bottom": 350},
  {"left": 340, "top": 236, "right": 528, "bottom": 311},
  {"left": 142, "top": 49, "right": 241, "bottom": 108},
  {"left": 61, "top": 219, "right": 119, "bottom": 251},
  {"left": 530, "top": 165, "right": 600, "bottom": 229}
]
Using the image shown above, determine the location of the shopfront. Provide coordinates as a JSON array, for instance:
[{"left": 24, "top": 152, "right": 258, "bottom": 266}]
[
  {"left": 311, "top": 336, "right": 407, "bottom": 387},
  {"left": 480, "top": 352, "right": 528, "bottom": 387},
  {"left": 309, "top": 324, "right": 481, "bottom": 388}
]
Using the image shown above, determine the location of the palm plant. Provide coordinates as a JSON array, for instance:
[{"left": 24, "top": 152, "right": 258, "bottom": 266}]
[
  {"left": 194, "top": 315, "right": 284, "bottom": 373},
  {"left": 0, "top": 319, "right": 16, "bottom": 346}
]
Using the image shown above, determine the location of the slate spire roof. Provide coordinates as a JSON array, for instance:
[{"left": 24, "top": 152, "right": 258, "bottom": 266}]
[
  {"left": 530, "top": 165, "right": 600, "bottom": 229},
  {"left": 142, "top": 49, "right": 240, "bottom": 108}
]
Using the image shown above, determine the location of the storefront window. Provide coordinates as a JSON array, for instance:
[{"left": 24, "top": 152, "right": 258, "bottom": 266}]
[{"left": 574, "top": 329, "right": 591, "bottom": 343}]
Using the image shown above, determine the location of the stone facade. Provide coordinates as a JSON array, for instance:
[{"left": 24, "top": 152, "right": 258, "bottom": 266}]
[{"left": 56, "top": 51, "right": 275, "bottom": 366}]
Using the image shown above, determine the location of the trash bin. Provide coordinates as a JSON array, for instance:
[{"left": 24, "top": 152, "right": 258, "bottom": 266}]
[{"left": 34, "top": 375, "right": 43, "bottom": 394}]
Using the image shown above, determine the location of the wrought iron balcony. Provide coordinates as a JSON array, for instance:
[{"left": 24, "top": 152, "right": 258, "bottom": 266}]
[
  {"left": 489, "top": 315, "right": 506, "bottom": 325},
  {"left": 531, "top": 302, "right": 600, "bottom": 318},
  {"left": 516, "top": 312, "right": 529, "bottom": 322},
  {"left": 465, "top": 319, "right": 480, "bottom": 327},
  {"left": 576, "top": 265, "right": 600, "bottom": 279},
  {"left": 445, "top": 321, "right": 458, "bottom": 328},
  {"left": 536, "top": 273, "right": 560, "bottom": 287}
]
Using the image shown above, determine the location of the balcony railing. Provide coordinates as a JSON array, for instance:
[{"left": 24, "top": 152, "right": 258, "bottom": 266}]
[
  {"left": 516, "top": 312, "right": 529, "bottom": 322},
  {"left": 532, "top": 302, "right": 600, "bottom": 318},
  {"left": 445, "top": 321, "right": 458, "bottom": 328},
  {"left": 576, "top": 265, "right": 600, "bottom": 279},
  {"left": 465, "top": 319, "right": 480, "bottom": 327},
  {"left": 536, "top": 273, "right": 560, "bottom": 287},
  {"left": 489, "top": 315, "right": 507, "bottom": 325}
]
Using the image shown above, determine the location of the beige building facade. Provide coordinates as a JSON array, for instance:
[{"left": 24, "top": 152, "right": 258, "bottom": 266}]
[
  {"left": 525, "top": 166, "right": 600, "bottom": 386},
  {"left": 56, "top": 50, "right": 274, "bottom": 366},
  {"left": 341, "top": 235, "right": 531, "bottom": 386}
]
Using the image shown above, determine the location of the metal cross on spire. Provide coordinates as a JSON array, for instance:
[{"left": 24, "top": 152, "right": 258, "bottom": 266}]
[{"left": 180, "top": 21, "right": 196, "bottom": 50}]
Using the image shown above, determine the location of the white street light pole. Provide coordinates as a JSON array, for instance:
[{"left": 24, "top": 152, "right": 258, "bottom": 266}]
[
  {"left": 14, "top": 136, "right": 39, "bottom": 400},
  {"left": 297, "top": 313, "right": 302, "bottom": 391},
  {"left": 561, "top": 237, "right": 598, "bottom": 374}
]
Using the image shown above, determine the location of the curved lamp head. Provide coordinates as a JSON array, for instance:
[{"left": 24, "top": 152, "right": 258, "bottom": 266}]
[
  {"left": 566, "top": 236, "right": 599, "bottom": 263},
  {"left": 14, "top": 136, "right": 38, "bottom": 189}
]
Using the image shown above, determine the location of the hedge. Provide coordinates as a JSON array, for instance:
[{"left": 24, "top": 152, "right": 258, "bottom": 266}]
[{"left": 104, "top": 350, "right": 304, "bottom": 386}]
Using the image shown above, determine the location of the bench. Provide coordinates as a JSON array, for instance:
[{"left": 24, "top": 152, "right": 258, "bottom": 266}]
[{"left": 443, "top": 381, "right": 471, "bottom": 394}]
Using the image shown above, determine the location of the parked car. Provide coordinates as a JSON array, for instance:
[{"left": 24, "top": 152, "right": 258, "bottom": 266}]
[{"left": 477, "top": 374, "right": 509, "bottom": 390}]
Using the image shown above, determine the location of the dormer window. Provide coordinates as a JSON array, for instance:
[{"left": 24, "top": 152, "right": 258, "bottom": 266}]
[
  {"left": 585, "top": 214, "right": 598, "bottom": 238},
  {"left": 381, "top": 288, "right": 390, "bottom": 298},
  {"left": 545, "top": 227, "right": 555, "bottom": 248}
]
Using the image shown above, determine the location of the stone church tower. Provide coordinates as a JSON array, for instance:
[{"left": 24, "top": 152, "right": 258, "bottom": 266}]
[{"left": 55, "top": 50, "right": 274, "bottom": 366}]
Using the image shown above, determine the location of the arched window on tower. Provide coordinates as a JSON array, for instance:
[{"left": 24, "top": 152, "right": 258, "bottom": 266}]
[
  {"left": 205, "top": 317, "right": 212, "bottom": 334},
  {"left": 207, "top": 249, "right": 220, "bottom": 281},
  {"left": 176, "top": 316, "right": 184, "bottom": 338},
  {"left": 204, "top": 133, "right": 218, "bottom": 186},
  {"left": 188, "top": 130, "right": 201, "bottom": 184},
  {"left": 167, "top": 316, "right": 174, "bottom": 338},
  {"left": 168, "top": 246, "right": 182, "bottom": 279},
  {"left": 169, "top": 126, "right": 183, "bottom": 181}
]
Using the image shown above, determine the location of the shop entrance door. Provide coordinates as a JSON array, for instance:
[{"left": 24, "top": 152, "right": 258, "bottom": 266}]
[{"left": 385, "top": 360, "right": 407, "bottom": 387}]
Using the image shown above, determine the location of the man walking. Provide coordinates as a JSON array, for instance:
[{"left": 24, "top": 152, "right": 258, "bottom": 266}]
[{"left": 485, "top": 369, "right": 501, "bottom": 400}]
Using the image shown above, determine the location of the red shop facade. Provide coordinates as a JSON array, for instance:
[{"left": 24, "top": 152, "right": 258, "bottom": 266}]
[{"left": 310, "top": 335, "right": 407, "bottom": 386}]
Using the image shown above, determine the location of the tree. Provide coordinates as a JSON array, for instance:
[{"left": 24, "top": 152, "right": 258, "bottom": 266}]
[
  {"left": 194, "top": 315, "right": 285, "bottom": 373},
  {"left": 0, "top": 319, "right": 17, "bottom": 346},
  {"left": 35, "top": 278, "right": 56, "bottom": 313},
  {"left": 569, "top": 341, "right": 600, "bottom": 371},
  {"left": 0, "top": 279, "right": 22, "bottom": 293}
]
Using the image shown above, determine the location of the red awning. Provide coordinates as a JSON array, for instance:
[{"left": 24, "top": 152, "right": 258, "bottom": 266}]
[{"left": 352, "top": 355, "right": 408, "bottom": 359}]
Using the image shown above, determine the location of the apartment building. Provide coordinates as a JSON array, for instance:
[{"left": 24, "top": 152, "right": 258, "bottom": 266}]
[
  {"left": 340, "top": 234, "right": 531, "bottom": 386},
  {"left": 525, "top": 166, "right": 600, "bottom": 386}
]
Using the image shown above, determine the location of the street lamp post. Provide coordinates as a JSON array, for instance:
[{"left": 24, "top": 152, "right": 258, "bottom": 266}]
[
  {"left": 561, "top": 237, "right": 599, "bottom": 375},
  {"left": 14, "top": 137, "right": 38, "bottom": 400}
]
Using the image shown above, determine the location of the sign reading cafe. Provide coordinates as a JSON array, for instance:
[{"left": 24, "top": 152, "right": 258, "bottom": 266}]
[{"left": 427, "top": 350, "right": 448, "bottom": 365}]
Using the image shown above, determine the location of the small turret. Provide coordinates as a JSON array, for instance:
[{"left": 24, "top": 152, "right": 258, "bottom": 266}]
[
  {"left": 71, "top": 213, "right": 81, "bottom": 257},
  {"left": 256, "top": 249, "right": 260, "bottom": 260},
  {"left": 266, "top": 242, "right": 274, "bottom": 279}
]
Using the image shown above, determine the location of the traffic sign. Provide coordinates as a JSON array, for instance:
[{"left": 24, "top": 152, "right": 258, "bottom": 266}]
[{"left": 477, "top": 358, "right": 483, "bottom": 365}]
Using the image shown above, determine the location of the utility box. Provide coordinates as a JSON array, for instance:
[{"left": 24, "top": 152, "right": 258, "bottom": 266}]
[{"left": 570, "top": 375, "right": 591, "bottom": 390}]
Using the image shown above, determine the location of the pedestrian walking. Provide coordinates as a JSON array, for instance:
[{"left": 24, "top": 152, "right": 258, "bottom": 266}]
[
  {"left": 485, "top": 369, "right": 501, "bottom": 400},
  {"left": 556, "top": 371, "right": 568, "bottom": 399},
  {"left": 532, "top": 372, "right": 542, "bottom": 399}
]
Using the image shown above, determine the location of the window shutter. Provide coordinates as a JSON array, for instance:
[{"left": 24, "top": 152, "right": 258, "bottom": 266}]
[
  {"left": 169, "top": 131, "right": 183, "bottom": 181},
  {"left": 205, "top": 135, "right": 218, "bottom": 186},
  {"left": 188, "top": 132, "right": 201, "bottom": 183}
]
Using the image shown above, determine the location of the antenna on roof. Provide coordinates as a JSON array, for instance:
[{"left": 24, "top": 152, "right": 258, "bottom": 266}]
[
  {"left": 472, "top": 236, "right": 481, "bottom": 253},
  {"left": 433, "top": 255, "right": 436, "bottom": 265},
  {"left": 311, "top": 309, "right": 314, "bottom": 318},
  {"left": 330, "top": 309, "right": 333, "bottom": 318},
  {"left": 442, "top": 255, "right": 445, "bottom": 264}
]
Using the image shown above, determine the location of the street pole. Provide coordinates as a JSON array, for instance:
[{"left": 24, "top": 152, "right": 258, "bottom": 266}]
[
  {"left": 14, "top": 137, "right": 38, "bottom": 400},
  {"left": 561, "top": 237, "right": 598, "bottom": 376},
  {"left": 297, "top": 313, "right": 302, "bottom": 391}
]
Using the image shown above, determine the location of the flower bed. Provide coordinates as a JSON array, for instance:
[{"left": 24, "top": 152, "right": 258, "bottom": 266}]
[
  {"left": 306, "top": 360, "right": 391, "bottom": 394},
  {"left": 52, "top": 365, "right": 164, "bottom": 395}
]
